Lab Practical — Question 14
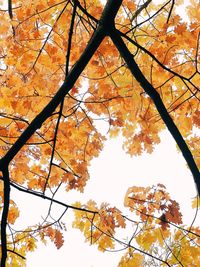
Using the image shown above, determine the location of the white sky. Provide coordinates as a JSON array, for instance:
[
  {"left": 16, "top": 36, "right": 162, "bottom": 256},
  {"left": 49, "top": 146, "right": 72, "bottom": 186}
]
[{"left": 12, "top": 130, "right": 199, "bottom": 267}]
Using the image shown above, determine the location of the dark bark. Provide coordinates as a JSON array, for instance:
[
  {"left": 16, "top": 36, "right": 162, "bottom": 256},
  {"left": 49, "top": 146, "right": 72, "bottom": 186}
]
[
  {"left": 109, "top": 28, "right": 200, "bottom": 195},
  {"left": 0, "top": 0, "right": 123, "bottom": 168},
  {"left": 0, "top": 168, "right": 10, "bottom": 267},
  {"left": 0, "top": 27, "right": 104, "bottom": 168}
]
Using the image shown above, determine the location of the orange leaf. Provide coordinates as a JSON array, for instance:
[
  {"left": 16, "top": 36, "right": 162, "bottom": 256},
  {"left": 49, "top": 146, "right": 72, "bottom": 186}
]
[{"left": 54, "top": 230, "right": 64, "bottom": 249}]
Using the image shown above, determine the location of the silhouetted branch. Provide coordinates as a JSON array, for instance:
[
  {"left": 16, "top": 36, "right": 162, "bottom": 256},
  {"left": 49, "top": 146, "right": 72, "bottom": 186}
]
[
  {"left": 0, "top": 168, "right": 10, "bottom": 267},
  {"left": 131, "top": 0, "right": 152, "bottom": 21},
  {"left": 8, "top": 0, "right": 13, "bottom": 19},
  {"left": 167, "top": 0, "right": 175, "bottom": 23},
  {"left": 0, "top": 0, "right": 123, "bottom": 169},
  {"left": 10, "top": 181, "right": 97, "bottom": 214},
  {"left": 109, "top": 28, "right": 200, "bottom": 196},
  {"left": 7, "top": 249, "right": 26, "bottom": 260}
]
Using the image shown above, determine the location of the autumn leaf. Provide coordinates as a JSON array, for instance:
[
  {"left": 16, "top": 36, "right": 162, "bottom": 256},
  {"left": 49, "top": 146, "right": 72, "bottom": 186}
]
[
  {"left": 8, "top": 204, "right": 20, "bottom": 225},
  {"left": 191, "top": 196, "right": 200, "bottom": 209},
  {"left": 118, "top": 251, "right": 144, "bottom": 267},
  {"left": 174, "top": 23, "right": 187, "bottom": 35},
  {"left": 54, "top": 230, "right": 64, "bottom": 249}
]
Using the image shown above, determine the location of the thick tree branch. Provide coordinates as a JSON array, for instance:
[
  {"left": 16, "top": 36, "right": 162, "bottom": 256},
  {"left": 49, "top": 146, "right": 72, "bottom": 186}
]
[
  {"left": 8, "top": 0, "right": 13, "bottom": 19},
  {"left": 109, "top": 28, "right": 200, "bottom": 196},
  {"left": 0, "top": 168, "right": 10, "bottom": 267},
  {"left": 0, "top": 0, "right": 122, "bottom": 169}
]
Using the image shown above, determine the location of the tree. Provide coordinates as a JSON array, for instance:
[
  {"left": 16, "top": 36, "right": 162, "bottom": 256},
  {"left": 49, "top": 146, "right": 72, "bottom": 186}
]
[{"left": 0, "top": 0, "right": 199, "bottom": 266}]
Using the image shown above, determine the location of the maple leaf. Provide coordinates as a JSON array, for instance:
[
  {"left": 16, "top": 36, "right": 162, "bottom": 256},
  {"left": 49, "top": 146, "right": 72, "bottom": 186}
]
[
  {"left": 159, "top": 213, "right": 169, "bottom": 230},
  {"left": 192, "top": 110, "right": 200, "bottom": 127},
  {"left": 54, "top": 230, "right": 64, "bottom": 249},
  {"left": 191, "top": 196, "right": 200, "bottom": 209},
  {"left": 174, "top": 23, "right": 187, "bottom": 35},
  {"left": 165, "top": 200, "right": 183, "bottom": 225},
  {"left": 118, "top": 251, "right": 144, "bottom": 267},
  {"left": 7, "top": 204, "right": 20, "bottom": 224},
  {"left": 27, "top": 238, "right": 37, "bottom": 252}
]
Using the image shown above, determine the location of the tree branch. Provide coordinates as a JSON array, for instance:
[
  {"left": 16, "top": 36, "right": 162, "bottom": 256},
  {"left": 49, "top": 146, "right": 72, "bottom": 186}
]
[
  {"left": 131, "top": 0, "right": 152, "bottom": 21},
  {"left": 0, "top": 168, "right": 10, "bottom": 267},
  {"left": 109, "top": 28, "right": 200, "bottom": 196},
  {"left": 10, "top": 182, "right": 97, "bottom": 214},
  {"left": 8, "top": 0, "right": 13, "bottom": 19},
  {"left": 0, "top": 0, "right": 122, "bottom": 169}
]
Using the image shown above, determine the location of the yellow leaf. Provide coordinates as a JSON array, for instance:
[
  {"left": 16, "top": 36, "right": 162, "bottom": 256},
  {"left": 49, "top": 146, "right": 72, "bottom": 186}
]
[
  {"left": 8, "top": 205, "right": 20, "bottom": 224},
  {"left": 192, "top": 196, "right": 200, "bottom": 209}
]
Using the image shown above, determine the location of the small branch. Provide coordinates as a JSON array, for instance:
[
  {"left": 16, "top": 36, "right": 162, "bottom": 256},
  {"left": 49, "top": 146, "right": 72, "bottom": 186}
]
[
  {"left": 10, "top": 181, "right": 98, "bottom": 214},
  {"left": 131, "top": 0, "right": 152, "bottom": 21},
  {"left": 167, "top": 0, "right": 175, "bottom": 23},
  {"left": 73, "top": 0, "right": 98, "bottom": 24},
  {"left": 65, "top": 2, "right": 77, "bottom": 77},
  {"left": 88, "top": 218, "right": 171, "bottom": 266},
  {"left": 43, "top": 2, "right": 79, "bottom": 193},
  {"left": 43, "top": 100, "right": 64, "bottom": 193},
  {"left": 7, "top": 249, "right": 26, "bottom": 260},
  {"left": 30, "top": 2, "right": 69, "bottom": 72},
  {"left": 118, "top": 30, "right": 187, "bottom": 81}
]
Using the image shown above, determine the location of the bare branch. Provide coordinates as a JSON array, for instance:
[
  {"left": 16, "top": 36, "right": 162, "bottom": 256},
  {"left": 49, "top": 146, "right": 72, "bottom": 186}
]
[
  {"left": 8, "top": 0, "right": 13, "bottom": 19},
  {"left": 0, "top": 168, "right": 10, "bottom": 267}
]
